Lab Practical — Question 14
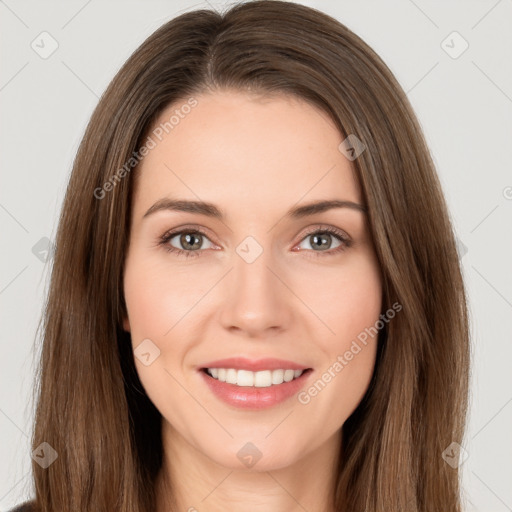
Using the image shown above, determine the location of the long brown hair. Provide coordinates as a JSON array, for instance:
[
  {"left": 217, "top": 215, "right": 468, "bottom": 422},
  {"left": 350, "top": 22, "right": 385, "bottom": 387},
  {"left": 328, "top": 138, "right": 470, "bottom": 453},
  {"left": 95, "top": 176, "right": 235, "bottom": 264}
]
[{"left": 28, "top": 1, "right": 470, "bottom": 510}]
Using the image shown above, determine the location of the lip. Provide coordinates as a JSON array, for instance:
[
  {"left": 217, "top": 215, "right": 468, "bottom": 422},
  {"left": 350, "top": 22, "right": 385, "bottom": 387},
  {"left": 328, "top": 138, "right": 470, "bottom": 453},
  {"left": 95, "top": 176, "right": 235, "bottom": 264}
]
[
  {"left": 199, "top": 367, "right": 314, "bottom": 410},
  {"left": 198, "top": 357, "right": 311, "bottom": 372}
]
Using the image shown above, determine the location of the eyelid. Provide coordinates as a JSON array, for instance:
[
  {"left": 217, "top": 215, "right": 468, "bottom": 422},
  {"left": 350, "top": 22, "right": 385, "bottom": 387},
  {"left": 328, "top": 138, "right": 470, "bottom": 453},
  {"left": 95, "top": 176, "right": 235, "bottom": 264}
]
[
  {"left": 160, "top": 224, "right": 218, "bottom": 243},
  {"left": 295, "top": 224, "right": 351, "bottom": 244},
  {"left": 158, "top": 223, "right": 352, "bottom": 257},
  {"left": 160, "top": 223, "right": 351, "bottom": 243}
]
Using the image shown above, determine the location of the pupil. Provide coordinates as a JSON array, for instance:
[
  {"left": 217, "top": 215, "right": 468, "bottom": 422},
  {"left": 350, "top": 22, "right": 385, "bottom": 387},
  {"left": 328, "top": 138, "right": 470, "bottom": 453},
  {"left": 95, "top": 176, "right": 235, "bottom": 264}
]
[
  {"left": 312, "top": 234, "right": 331, "bottom": 251},
  {"left": 181, "top": 233, "right": 201, "bottom": 250}
]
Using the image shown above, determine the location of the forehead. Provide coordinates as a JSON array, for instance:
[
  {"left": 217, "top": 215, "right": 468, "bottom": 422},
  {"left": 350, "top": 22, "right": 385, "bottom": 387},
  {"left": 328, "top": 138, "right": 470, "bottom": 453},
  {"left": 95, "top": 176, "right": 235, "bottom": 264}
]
[{"left": 132, "top": 90, "right": 362, "bottom": 215}]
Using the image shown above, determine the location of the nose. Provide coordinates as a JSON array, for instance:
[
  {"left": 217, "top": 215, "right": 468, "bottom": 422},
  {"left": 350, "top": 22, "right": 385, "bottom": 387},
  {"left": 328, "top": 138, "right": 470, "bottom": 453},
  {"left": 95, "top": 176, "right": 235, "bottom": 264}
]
[{"left": 218, "top": 242, "right": 293, "bottom": 338}]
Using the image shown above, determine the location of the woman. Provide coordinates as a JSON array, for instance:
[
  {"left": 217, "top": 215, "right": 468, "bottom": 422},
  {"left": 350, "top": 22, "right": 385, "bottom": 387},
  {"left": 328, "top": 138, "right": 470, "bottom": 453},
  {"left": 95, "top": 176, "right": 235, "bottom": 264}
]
[{"left": 12, "top": 1, "right": 470, "bottom": 511}]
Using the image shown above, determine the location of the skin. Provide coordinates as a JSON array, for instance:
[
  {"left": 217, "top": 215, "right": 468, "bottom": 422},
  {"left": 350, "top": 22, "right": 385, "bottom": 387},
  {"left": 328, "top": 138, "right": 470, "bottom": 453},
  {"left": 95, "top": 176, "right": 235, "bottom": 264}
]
[{"left": 122, "top": 90, "right": 382, "bottom": 512}]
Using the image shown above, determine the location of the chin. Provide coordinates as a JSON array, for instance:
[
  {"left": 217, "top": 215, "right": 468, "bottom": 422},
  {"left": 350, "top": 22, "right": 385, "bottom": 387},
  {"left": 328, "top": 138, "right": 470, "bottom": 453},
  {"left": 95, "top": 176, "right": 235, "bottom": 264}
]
[{"left": 201, "top": 437, "right": 304, "bottom": 472}]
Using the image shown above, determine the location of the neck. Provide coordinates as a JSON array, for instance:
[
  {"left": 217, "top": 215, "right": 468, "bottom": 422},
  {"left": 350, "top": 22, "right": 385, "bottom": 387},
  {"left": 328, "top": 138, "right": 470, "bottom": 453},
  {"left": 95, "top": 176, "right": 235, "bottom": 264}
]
[{"left": 155, "top": 420, "right": 342, "bottom": 512}]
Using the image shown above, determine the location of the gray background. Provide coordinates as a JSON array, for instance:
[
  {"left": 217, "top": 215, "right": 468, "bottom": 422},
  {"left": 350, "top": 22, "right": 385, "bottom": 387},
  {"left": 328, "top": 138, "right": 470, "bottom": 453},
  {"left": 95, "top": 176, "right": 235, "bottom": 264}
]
[{"left": 1, "top": 0, "right": 511, "bottom": 510}]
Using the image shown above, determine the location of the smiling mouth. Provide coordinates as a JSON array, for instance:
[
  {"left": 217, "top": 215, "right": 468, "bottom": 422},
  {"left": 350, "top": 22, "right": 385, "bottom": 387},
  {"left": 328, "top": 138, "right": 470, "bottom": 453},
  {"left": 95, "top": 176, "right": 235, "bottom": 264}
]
[{"left": 201, "top": 367, "right": 313, "bottom": 388}]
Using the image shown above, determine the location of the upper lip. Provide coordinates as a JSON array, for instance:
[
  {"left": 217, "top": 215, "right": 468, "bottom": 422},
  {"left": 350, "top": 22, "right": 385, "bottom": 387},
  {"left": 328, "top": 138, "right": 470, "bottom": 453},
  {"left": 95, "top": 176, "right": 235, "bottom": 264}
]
[{"left": 199, "top": 357, "right": 312, "bottom": 372}]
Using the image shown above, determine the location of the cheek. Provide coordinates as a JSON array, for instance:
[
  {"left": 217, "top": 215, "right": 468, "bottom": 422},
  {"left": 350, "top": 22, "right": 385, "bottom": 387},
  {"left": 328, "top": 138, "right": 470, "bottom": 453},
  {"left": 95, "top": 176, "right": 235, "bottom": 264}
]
[
  {"left": 341, "top": 264, "right": 382, "bottom": 340},
  {"left": 123, "top": 253, "right": 197, "bottom": 418},
  {"left": 299, "top": 253, "right": 382, "bottom": 414},
  {"left": 303, "top": 253, "right": 382, "bottom": 345},
  {"left": 123, "top": 253, "right": 203, "bottom": 340}
]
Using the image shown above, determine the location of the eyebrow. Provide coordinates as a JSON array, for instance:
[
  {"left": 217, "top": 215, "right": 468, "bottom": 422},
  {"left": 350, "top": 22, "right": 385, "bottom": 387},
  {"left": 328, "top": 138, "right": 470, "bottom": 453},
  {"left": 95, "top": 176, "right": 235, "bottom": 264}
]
[{"left": 143, "top": 198, "right": 367, "bottom": 220}]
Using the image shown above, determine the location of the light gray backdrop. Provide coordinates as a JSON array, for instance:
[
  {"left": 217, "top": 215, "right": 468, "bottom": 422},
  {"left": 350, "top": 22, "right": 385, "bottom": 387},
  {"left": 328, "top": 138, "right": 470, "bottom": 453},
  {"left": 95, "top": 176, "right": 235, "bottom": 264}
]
[{"left": 1, "top": 1, "right": 511, "bottom": 510}]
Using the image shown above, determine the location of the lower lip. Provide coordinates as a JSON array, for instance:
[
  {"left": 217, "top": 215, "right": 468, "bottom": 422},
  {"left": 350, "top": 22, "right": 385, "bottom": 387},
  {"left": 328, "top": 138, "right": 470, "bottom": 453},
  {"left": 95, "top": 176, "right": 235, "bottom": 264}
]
[{"left": 199, "top": 368, "right": 313, "bottom": 410}]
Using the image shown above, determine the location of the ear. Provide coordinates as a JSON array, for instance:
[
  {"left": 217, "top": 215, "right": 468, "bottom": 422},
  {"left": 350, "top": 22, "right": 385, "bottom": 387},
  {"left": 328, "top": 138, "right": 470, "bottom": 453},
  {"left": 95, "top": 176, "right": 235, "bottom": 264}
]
[{"left": 122, "top": 315, "right": 131, "bottom": 332}]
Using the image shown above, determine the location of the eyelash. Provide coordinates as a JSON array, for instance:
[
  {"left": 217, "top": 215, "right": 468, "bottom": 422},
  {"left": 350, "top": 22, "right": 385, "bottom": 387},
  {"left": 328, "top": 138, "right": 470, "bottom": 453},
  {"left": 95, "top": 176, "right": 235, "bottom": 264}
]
[{"left": 157, "top": 225, "right": 352, "bottom": 260}]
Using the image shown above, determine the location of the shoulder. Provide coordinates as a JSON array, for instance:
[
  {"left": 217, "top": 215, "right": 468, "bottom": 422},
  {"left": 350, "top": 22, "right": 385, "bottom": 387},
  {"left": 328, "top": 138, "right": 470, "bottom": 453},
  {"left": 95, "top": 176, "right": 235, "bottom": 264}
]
[{"left": 7, "top": 500, "right": 37, "bottom": 512}]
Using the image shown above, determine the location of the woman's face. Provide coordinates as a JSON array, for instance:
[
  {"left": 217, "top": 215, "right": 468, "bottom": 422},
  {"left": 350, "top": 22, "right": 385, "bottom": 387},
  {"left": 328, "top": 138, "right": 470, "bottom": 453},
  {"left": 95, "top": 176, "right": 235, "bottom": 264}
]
[{"left": 123, "top": 90, "right": 382, "bottom": 470}]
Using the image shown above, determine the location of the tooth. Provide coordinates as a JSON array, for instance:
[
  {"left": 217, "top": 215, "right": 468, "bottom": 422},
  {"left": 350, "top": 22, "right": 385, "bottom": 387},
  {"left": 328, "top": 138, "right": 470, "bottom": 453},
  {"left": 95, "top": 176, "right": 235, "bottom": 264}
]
[
  {"left": 237, "top": 369, "right": 254, "bottom": 386},
  {"left": 271, "top": 369, "right": 284, "bottom": 384},
  {"left": 206, "top": 367, "right": 306, "bottom": 386},
  {"left": 283, "top": 369, "right": 295, "bottom": 382},
  {"left": 254, "top": 370, "right": 272, "bottom": 387},
  {"left": 226, "top": 368, "right": 237, "bottom": 384}
]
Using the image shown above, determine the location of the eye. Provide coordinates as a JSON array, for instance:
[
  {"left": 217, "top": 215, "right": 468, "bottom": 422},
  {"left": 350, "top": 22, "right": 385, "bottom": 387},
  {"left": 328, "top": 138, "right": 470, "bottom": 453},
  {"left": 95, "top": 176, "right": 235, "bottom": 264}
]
[
  {"left": 158, "top": 225, "right": 351, "bottom": 259},
  {"left": 158, "top": 228, "right": 215, "bottom": 258},
  {"left": 294, "top": 225, "right": 351, "bottom": 257}
]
